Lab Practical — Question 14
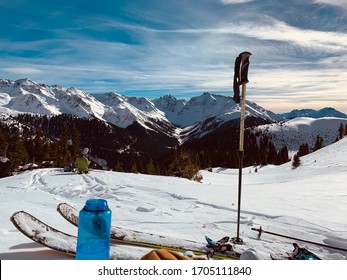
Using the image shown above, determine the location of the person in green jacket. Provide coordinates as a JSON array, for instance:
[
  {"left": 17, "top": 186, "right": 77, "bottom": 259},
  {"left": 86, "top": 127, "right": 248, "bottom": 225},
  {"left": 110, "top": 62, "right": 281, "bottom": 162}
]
[{"left": 75, "top": 149, "right": 90, "bottom": 174}]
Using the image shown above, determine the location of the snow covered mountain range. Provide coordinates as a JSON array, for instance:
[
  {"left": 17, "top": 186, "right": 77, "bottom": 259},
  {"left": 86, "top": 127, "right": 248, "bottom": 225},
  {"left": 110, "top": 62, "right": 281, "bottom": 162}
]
[
  {"left": 0, "top": 78, "right": 281, "bottom": 140},
  {"left": 2, "top": 78, "right": 346, "bottom": 130}
]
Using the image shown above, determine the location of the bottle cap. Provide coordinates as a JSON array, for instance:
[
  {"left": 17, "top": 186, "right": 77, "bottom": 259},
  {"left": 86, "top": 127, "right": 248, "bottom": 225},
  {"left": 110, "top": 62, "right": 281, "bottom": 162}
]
[{"left": 83, "top": 198, "right": 108, "bottom": 212}]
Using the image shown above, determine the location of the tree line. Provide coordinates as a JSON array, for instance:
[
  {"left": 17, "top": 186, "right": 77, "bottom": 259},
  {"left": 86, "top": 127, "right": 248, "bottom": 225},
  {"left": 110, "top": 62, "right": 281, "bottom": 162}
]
[
  {"left": 0, "top": 114, "right": 293, "bottom": 179},
  {"left": 1, "top": 114, "right": 346, "bottom": 179}
]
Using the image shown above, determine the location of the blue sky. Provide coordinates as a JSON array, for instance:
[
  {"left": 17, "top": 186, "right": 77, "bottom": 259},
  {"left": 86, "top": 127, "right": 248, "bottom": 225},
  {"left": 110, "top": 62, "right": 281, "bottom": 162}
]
[{"left": 1, "top": 0, "right": 347, "bottom": 113}]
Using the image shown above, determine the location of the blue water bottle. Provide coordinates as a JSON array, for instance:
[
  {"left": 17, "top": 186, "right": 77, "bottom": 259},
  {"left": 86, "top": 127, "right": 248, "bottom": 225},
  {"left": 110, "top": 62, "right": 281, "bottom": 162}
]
[{"left": 76, "top": 199, "right": 112, "bottom": 260}]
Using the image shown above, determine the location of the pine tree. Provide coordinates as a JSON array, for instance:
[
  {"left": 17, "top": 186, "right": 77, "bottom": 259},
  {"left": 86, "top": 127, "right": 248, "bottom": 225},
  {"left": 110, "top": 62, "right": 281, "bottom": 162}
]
[
  {"left": 259, "top": 136, "right": 269, "bottom": 165},
  {"left": 23, "top": 134, "right": 34, "bottom": 163},
  {"left": 297, "top": 143, "right": 310, "bottom": 157},
  {"left": 58, "top": 124, "right": 70, "bottom": 167},
  {"left": 114, "top": 161, "right": 124, "bottom": 172},
  {"left": 8, "top": 128, "right": 29, "bottom": 171},
  {"left": 0, "top": 129, "right": 11, "bottom": 177},
  {"left": 292, "top": 153, "right": 301, "bottom": 168},
  {"left": 267, "top": 141, "right": 277, "bottom": 164},
  {"left": 0, "top": 128, "right": 8, "bottom": 158},
  {"left": 146, "top": 159, "right": 157, "bottom": 175},
  {"left": 338, "top": 123, "right": 345, "bottom": 140},
  {"left": 130, "top": 162, "right": 138, "bottom": 174},
  {"left": 34, "top": 127, "right": 45, "bottom": 164},
  {"left": 275, "top": 145, "right": 289, "bottom": 165},
  {"left": 71, "top": 124, "right": 80, "bottom": 158},
  {"left": 169, "top": 150, "right": 200, "bottom": 180},
  {"left": 47, "top": 140, "right": 57, "bottom": 166},
  {"left": 313, "top": 135, "right": 324, "bottom": 152}
]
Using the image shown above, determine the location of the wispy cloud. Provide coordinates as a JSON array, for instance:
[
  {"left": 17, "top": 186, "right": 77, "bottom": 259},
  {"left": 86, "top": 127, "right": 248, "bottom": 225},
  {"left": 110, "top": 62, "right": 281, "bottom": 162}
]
[
  {"left": 314, "top": 0, "right": 347, "bottom": 9},
  {"left": 4, "top": 67, "right": 43, "bottom": 75}
]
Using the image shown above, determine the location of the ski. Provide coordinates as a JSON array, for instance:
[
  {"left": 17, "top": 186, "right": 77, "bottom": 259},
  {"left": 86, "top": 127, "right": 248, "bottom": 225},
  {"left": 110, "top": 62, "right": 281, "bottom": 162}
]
[
  {"left": 57, "top": 203, "right": 240, "bottom": 260},
  {"left": 10, "top": 210, "right": 158, "bottom": 259},
  {"left": 11, "top": 210, "right": 76, "bottom": 256}
]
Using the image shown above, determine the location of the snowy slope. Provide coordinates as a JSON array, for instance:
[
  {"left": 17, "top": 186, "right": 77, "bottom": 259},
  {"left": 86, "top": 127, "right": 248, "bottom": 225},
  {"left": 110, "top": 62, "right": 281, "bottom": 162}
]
[
  {"left": 0, "top": 137, "right": 346, "bottom": 260},
  {"left": 252, "top": 117, "right": 347, "bottom": 152}
]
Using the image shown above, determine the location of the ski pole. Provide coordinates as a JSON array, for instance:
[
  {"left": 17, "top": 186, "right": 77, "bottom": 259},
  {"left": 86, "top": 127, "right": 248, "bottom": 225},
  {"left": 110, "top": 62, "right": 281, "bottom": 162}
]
[
  {"left": 235, "top": 82, "right": 246, "bottom": 245},
  {"left": 252, "top": 226, "right": 347, "bottom": 252},
  {"left": 231, "top": 51, "right": 252, "bottom": 245}
]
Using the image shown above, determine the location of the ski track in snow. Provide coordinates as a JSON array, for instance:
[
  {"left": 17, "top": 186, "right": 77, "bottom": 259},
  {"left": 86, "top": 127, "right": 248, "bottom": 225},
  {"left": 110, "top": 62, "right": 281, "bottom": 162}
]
[{"left": 16, "top": 170, "right": 347, "bottom": 237}]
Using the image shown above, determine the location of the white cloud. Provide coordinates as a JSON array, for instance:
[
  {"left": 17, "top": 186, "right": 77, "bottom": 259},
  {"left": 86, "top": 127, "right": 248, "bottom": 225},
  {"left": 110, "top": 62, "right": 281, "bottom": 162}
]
[
  {"left": 4, "top": 67, "right": 43, "bottom": 75},
  {"left": 314, "top": 0, "right": 347, "bottom": 8}
]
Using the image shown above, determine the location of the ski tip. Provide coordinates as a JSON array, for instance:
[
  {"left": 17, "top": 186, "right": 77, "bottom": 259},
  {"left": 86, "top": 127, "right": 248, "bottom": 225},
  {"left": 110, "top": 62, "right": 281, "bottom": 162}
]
[
  {"left": 10, "top": 211, "right": 18, "bottom": 224},
  {"left": 10, "top": 210, "right": 26, "bottom": 222},
  {"left": 56, "top": 203, "right": 65, "bottom": 211},
  {"left": 10, "top": 210, "right": 21, "bottom": 218}
]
